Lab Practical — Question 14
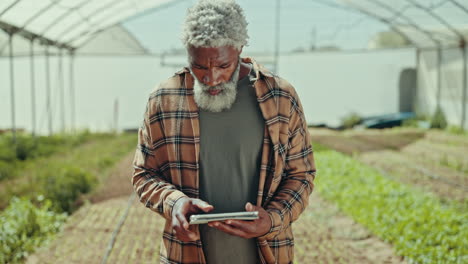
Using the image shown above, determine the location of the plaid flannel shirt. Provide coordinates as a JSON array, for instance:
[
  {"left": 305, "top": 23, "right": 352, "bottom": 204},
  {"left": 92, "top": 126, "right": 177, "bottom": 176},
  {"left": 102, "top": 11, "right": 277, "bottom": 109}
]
[{"left": 132, "top": 57, "right": 316, "bottom": 264}]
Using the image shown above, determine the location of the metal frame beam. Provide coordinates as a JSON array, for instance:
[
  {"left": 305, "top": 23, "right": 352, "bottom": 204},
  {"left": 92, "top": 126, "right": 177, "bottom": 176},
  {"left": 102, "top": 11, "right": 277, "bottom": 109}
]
[
  {"left": 0, "top": 0, "right": 183, "bottom": 56},
  {"left": 58, "top": 48, "right": 66, "bottom": 132},
  {"left": 341, "top": 0, "right": 420, "bottom": 48},
  {"left": 39, "top": 0, "right": 93, "bottom": 36},
  {"left": 55, "top": 0, "right": 129, "bottom": 44},
  {"left": 363, "top": 0, "right": 445, "bottom": 110},
  {"left": 449, "top": 0, "right": 468, "bottom": 14},
  {"left": 365, "top": 0, "right": 442, "bottom": 47},
  {"left": 0, "top": 0, "right": 21, "bottom": 18},
  {"left": 406, "top": 0, "right": 466, "bottom": 41},
  {"left": 69, "top": 50, "right": 76, "bottom": 133},
  {"left": 29, "top": 37, "right": 36, "bottom": 136},
  {"left": 45, "top": 45, "right": 52, "bottom": 136},
  {"left": 0, "top": 20, "right": 75, "bottom": 52},
  {"left": 273, "top": 0, "right": 280, "bottom": 74},
  {"left": 8, "top": 32, "right": 16, "bottom": 143},
  {"left": 74, "top": 0, "right": 186, "bottom": 49},
  {"left": 462, "top": 41, "right": 467, "bottom": 130},
  {"left": 406, "top": 0, "right": 467, "bottom": 129}
]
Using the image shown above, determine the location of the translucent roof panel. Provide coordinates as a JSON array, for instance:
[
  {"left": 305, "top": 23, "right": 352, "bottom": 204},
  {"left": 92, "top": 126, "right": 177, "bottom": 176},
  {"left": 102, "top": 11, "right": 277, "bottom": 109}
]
[
  {"left": 76, "top": 24, "right": 149, "bottom": 55},
  {"left": 338, "top": 0, "right": 468, "bottom": 48},
  {"left": 0, "top": 24, "right": 147, "bottom": 57},
  {"left": 0, "top": 0, "right": 180, "bottom": 49}
]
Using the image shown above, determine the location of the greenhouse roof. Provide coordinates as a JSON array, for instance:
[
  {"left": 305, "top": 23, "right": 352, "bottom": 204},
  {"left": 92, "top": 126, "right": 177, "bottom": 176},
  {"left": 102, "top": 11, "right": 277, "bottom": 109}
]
[
  {"left": 1, "top": 0, "right": 468, "bottom": 57},
  {"left": 337, "top": 0, "right": 468, "bottom": 48},
  {"left": 0, "top": 0, "right": 183, "bottom": 56}
]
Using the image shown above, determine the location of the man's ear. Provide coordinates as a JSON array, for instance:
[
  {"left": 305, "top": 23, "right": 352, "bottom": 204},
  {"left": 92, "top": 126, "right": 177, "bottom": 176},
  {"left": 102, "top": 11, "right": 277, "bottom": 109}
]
[{"left": 238, "top": 45, "right": 244, "bottom": 56}]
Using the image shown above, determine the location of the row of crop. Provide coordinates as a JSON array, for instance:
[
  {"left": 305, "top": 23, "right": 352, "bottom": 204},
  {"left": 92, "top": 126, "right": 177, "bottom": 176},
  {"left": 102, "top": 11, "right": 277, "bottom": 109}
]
[
  {"left": 0, "top": 132, "right": 136, "bottom": 210},
  {"left": 0, "top": 130, "right": 107, "bottom": 181},
  {"left": 0, "top": 132, "right": 137, "bottom": 263},
  {"left": 313, "top": 144, "right": 467, "bottom": 264}
]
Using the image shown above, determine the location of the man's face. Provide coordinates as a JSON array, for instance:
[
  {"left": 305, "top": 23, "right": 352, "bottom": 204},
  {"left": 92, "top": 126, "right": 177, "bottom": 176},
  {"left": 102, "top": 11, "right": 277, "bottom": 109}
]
[
  {"left": 188, "top": 45, "right": 241, "bottom": 90},
  {"left": 188, "top": 45, "right": 242, "bottom": 112}
]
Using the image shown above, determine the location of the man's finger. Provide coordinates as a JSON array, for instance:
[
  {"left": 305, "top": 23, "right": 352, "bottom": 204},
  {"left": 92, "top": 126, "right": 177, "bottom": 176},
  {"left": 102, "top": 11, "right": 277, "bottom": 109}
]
[
  {"left": 224, "top": 219, "right": 254, "bottom": 233},
  {"left": 192, "top": 199, "right": 214, "bottom": 212},
  {"left": 173, "top": 224, "right": 191, "bottom": 241},
  {"left": 209, "top": 221, "right": 248, "bottom": 238},
  {"left": 187, "top": 231, "right": 199, "bottom": 241},
  {"left": 174, "top": 225, "right": 199, "bottom": 241},
  {"left": 175, "top": 214, "right": 199, "bottom": 240},
  {"left": 176, "top": 213, "right": 190, "bottom": 230}
]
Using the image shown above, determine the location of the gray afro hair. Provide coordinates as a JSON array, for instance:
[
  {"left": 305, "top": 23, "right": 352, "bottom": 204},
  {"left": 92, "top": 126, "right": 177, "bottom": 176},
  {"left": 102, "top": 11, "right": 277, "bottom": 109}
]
[{"left": 182, "top": 0, "right": 249, "bottom": 50}]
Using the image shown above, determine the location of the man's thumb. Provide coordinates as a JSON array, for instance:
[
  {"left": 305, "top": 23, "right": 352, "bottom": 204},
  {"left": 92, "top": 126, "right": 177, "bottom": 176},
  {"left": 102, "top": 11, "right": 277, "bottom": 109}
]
[
  {"left": 245, "top": 202, "right": 255, "bottom": 211},
  {"left": 194, "top": 199, "right": 213, "bottom": 212}
]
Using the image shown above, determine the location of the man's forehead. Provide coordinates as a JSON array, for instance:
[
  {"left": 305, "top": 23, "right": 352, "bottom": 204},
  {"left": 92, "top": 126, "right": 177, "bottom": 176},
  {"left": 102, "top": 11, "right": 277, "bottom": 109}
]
[{"left": 189, "top": 46, "right": 238, "bottom": 63}]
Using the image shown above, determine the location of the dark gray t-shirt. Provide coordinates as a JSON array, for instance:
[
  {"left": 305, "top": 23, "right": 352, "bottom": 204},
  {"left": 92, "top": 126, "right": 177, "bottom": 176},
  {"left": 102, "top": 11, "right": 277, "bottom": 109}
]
[{"left": 199, "top": 66, "right": 264, "bottom": 264}]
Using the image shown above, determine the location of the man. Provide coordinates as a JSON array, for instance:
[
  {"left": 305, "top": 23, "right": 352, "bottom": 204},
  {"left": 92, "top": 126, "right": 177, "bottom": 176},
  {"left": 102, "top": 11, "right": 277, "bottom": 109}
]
[{"left": 132, "top": 0, "right": 316, "bottom": 263}]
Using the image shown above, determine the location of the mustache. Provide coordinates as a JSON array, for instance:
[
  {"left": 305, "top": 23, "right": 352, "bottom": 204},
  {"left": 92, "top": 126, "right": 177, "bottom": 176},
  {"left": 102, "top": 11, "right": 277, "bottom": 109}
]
[
  {"left": 197, "top": 82, "right": 232, "bottom": 92},
  {"left": 190, "top": 58, "right": 241, "bottom": 91}
]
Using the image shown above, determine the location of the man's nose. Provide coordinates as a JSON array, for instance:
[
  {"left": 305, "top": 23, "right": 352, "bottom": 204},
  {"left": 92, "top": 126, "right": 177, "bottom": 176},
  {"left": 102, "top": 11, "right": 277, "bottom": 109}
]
[{"left": 202, "top": 70, "right": 222, "bottom": 87}]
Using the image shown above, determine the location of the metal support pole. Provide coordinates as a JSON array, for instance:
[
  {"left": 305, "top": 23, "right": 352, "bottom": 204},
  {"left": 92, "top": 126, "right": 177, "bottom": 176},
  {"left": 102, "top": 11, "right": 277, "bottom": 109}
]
[
  {"left": 30, "top": 38, "right": 37, "bottom": 136},
  {"left": 415, "top": 48, "right": 420, "bottom": 113},
  {"left": 273, "top": 0, "right": 280, "bottom": 74},
  {"left": 8, "top": 33, "right": 16, "bottom": 144},
  {"left": 436, "top": 47, "right": 442, "bottom": 109},
  {"left": 311, "top": 27, "right": 316, "bottom": 51},
  {"left": 461, "top": 43, "right": 467, "bottom": 130},
  {"left": 45, "top": 45, "right": 53, "bottom": 136},
  {"left": 59, "top": 49, "right": 65, "bottom": 132},
  {"left": 69, "top": 50, "right": 76, "bottom": 133},
  {"left": 114, "top": 98, "right": 118, "bottom": 134}
]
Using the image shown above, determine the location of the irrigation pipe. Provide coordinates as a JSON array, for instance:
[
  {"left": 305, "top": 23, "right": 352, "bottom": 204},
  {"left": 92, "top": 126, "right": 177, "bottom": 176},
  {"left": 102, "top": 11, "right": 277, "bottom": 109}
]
[{"left": 101, "top": 192, "right": 136, "bottom": 264}]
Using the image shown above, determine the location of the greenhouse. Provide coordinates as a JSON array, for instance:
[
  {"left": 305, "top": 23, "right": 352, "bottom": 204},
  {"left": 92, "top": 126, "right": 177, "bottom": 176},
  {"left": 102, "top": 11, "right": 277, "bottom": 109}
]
[{"left": 0, "top": 1, "right": 467, "bottom": 263}]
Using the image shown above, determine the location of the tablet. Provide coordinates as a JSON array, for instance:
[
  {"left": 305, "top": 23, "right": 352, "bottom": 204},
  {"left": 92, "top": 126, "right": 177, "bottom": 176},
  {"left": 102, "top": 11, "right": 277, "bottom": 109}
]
[{"left": 189, "top": 211, "right": 259, "bottom": 225}]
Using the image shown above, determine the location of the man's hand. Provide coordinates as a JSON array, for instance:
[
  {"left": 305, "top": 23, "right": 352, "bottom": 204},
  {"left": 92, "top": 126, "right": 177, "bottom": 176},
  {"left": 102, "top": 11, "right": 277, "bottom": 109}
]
[
  {"left": 208, "top": 202, "right": 271, "bottom": 239},
  {"left": 172, "top": 197, "right": 214, "bottom": 242}
]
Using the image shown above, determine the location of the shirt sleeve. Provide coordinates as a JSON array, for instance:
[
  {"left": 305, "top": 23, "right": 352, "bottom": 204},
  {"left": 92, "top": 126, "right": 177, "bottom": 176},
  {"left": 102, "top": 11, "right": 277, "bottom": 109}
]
[
  {"left": 259, "top": 87, "right": 316, "bottom": 240},
  {"left": 131, "top": 94, "right": 188, "bottom": 221}
]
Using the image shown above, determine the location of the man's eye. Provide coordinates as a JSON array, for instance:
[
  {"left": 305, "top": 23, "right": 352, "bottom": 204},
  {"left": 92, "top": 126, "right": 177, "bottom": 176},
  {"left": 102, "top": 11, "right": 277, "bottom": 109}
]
[
  {"left": 192, "top": 65, "right": 204, "bottom": 69},
  {"left": 220, "top": 64, "right": 230, "bottom": 69}
]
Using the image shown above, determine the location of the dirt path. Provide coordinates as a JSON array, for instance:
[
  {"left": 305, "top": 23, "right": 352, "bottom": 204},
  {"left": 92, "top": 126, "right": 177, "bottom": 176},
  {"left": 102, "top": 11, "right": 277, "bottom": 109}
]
[
  {"left": 84, "top": 151, "right": 136, "bottom": 204},
  {"left": 27, "top": 151, "right": 405, "bottom": 264},
  {"left": 294, "top": 192, "right": 404, "bottom": 264}
]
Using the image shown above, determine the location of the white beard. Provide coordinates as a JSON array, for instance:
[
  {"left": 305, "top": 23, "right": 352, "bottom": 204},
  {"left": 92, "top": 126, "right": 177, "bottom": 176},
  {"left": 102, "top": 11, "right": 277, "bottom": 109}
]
[{"left": 192, "top": 59, "right": 241, "bottom": 113}]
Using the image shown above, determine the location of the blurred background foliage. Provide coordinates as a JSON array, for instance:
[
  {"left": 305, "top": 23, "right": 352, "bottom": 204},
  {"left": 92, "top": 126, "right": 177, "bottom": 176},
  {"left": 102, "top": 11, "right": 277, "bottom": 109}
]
[{"left": 0, "top": 131, "right": 137, "bottom": 263}]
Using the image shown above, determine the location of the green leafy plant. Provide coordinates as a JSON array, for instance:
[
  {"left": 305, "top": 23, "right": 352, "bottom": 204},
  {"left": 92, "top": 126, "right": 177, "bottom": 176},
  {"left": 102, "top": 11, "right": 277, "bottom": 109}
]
[
  {"left": 314, "top": 144, "right": 467, "bottom": 263},
  {"left": 430, "top": 106, "right": 448, "bottom": 129},
  {"left": 0, "top": 130, "right": 99, "bottom": 181},
  {"left": 446, "top": 125, "right": 467, "bottom": 136},
  {"left": 0, "top": 132, "right": 137, "bottom": 263},
  {"left": 0, "top": 133, "right": 137, "bottom": 210},
  {"left": 0, "top": 160, "right": 16, "bottom": 181},
  {"left": 402, "top": 114, "right": 430, "bottom": 128},
  {"left": 38, "top": 164, "right": 97, "bottom": 214},
  {"left": 340, "top": 112, "right": 362, "bottom": 129},
  {"left": 0, "top": 196, "right": 67, "bottom": 263}
]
